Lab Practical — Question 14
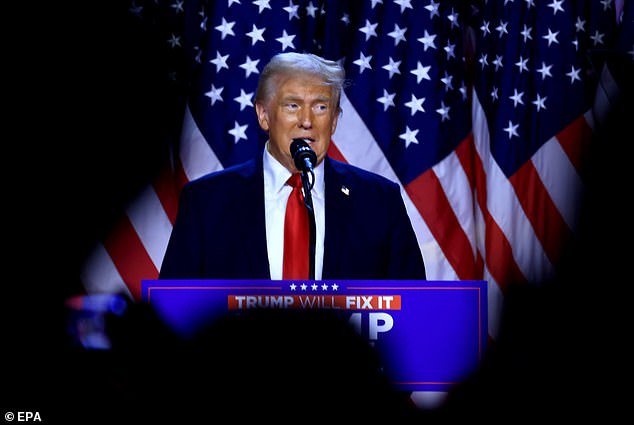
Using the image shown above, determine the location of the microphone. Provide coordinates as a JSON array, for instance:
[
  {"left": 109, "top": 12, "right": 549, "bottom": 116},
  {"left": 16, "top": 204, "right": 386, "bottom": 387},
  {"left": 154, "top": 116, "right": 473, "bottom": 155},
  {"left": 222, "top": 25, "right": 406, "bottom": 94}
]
[
  {"left": 290, "top": 138, "right": 317, "bottom": 280},
  {"left": 290, "top": 138, "right": 317, "bottom": 173}
]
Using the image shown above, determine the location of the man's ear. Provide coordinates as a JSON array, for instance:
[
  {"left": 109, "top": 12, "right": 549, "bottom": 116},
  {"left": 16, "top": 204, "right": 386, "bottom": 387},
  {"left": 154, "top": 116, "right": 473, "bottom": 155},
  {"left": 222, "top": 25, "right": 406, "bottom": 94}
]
[{"left": 255, "top": 102, "right": 270, "bottom": 131}]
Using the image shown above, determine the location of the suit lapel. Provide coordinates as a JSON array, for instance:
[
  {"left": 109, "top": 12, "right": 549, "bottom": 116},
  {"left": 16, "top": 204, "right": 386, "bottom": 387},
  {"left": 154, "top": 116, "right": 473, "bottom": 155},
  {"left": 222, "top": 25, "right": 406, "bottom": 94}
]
[
  {"left": 322, "top": 157, "right": 354, "bottom": 279},
  {"left": 242, "top": 157, "right": 271, "bottom": 278}
]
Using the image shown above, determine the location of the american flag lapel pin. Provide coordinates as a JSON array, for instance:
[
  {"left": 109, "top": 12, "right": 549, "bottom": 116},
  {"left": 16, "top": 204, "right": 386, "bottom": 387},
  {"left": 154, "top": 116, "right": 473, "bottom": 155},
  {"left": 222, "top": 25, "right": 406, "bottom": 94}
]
[{"left": 341, "top": 185, "right": 350, "bottom": 196}]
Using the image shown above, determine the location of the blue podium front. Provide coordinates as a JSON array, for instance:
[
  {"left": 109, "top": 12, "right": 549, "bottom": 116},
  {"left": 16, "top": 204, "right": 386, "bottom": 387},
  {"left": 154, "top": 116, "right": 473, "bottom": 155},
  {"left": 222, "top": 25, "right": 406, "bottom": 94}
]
[{"left": 142, "top": 279, "right": 487, "bottom": 392}]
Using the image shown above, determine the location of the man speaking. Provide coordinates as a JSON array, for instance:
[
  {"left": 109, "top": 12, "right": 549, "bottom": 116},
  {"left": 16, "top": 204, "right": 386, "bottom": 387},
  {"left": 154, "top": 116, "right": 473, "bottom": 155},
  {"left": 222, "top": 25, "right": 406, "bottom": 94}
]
[{"left": 159, "top": 52, "right": 426, "bottom": 282}]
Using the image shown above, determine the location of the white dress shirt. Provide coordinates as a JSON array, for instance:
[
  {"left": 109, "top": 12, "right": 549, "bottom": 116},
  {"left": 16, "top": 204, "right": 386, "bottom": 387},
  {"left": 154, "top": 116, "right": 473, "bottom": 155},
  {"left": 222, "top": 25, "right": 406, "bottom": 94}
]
[{"left": 263, "top": 143, "right": 325, "bottom": 280}]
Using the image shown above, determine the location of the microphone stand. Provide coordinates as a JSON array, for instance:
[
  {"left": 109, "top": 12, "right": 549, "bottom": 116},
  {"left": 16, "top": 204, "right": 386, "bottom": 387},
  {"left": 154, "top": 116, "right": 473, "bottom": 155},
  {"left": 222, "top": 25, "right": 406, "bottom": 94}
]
[{"left": 300, "top": 169, "right": 316, "bottom": 280}]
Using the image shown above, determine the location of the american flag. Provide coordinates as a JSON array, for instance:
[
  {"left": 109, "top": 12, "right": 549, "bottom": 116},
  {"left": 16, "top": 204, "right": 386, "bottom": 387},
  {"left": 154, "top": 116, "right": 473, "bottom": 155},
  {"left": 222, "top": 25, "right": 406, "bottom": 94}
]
[{"left": 80, "top": 0, "right": 623, "bottom": 340}]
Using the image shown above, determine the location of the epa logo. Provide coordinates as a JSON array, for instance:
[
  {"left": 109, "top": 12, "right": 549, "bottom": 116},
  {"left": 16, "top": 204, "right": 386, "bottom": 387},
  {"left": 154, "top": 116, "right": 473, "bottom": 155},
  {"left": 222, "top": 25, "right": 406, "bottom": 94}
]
[{"left": 4, "top": 411, "right": 42, "bottom": 422}]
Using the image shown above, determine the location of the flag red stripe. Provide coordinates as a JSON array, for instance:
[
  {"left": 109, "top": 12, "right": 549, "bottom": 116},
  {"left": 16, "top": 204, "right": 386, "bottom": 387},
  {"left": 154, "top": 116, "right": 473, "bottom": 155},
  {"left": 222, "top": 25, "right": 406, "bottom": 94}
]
[
  {"left": 174, "top": 152, "right": 190, "bottom": 191},
  {"left": 509, "top": 161, "right": 572, "bottom": 268},
  {"left": 454, "top": 134, "right": 485, "bottom": 278},
  {"left": 406, "top": 169, "right": 478, "bottom": 280},
  {"left": 103, "top": 216, "right": 158, "bottom": 300},
  {"left": 153, "top": 162, "right": 180, "bottom": 225},
  {"left": 555, "top": 115, "right": 592, "bottom": 172},
  {"left": 327, "top": 141, "right": 348, "bottom": 163},
  {"left": 454, "top": 133, "right": 476, "bottom": 188},
  {"left": 483, "top": 211, "right": 527, "bottom": 293}
]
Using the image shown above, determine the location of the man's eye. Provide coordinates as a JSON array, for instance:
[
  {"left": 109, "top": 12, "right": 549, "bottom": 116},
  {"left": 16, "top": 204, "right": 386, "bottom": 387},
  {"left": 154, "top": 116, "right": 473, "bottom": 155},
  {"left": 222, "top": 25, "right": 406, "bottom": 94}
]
[{"left": 285, "top": 103, "right": 299, "bottom": 110}]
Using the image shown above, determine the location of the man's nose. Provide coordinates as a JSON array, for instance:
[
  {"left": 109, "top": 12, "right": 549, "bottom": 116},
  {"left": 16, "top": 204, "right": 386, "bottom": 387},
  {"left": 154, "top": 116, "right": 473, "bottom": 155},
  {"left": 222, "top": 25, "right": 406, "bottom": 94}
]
[{"left": 298, "top": 107, "right": 313, "bottom": 129}]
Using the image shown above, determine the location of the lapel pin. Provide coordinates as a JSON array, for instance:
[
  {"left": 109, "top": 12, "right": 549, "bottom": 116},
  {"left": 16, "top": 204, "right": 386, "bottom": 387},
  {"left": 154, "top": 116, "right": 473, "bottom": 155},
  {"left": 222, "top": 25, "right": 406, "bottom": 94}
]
[{"left": 341, "top": 185, "right": 350, "bottom": 196}]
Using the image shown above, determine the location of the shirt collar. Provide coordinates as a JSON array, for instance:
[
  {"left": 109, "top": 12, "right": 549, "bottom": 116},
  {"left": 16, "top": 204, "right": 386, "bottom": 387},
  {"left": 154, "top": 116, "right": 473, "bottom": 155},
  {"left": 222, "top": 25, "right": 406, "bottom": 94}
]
[{"left": 263, "top": 141, "right": 325, "bottom": 197}]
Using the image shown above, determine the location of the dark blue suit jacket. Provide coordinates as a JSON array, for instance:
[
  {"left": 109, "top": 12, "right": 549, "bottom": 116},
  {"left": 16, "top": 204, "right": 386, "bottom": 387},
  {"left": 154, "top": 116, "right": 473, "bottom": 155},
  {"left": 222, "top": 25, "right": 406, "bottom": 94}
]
[{"left": 159, "top": 156, "right": 426, "bottom": 280}]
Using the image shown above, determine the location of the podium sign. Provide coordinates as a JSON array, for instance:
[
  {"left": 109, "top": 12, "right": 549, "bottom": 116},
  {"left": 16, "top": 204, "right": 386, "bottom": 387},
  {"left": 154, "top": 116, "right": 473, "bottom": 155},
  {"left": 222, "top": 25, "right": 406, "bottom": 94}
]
[{"left": 142, "top": 279, "right": 487, "bottom": 391}]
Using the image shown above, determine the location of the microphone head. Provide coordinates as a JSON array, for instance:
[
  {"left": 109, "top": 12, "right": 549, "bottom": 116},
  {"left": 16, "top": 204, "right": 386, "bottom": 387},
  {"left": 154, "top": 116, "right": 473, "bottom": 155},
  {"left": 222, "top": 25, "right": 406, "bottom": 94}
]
[{"left": 290, "top": 138, "right": 317, "bottom": 171}]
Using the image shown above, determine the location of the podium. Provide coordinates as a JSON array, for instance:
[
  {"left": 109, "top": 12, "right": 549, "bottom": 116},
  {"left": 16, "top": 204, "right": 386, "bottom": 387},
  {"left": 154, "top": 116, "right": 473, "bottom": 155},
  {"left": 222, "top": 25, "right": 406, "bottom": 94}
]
[{"left": 142, "top": 279, "right": 487, "bottom": 392}]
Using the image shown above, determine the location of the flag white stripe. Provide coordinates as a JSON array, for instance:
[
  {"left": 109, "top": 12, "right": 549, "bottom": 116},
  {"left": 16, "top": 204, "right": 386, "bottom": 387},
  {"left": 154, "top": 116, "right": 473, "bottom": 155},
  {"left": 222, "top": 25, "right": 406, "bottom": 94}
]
[
  {"left": 486, "top": 270, "right": 505, "bottom": 339},
  {"left": 533, "top": 134, "right": 584, "bottom": 231},
  {"left": 180, "top": 105, "right": 224, "bottom": 181},
  {"left": 125, "top": 185, "right": 173, "bottom": 270},
  {"left": 80, "top": 242, "right": 131, "bottom": 297},
  {"left": 474, "top": 189, "right": 487, "bottom": 264}
]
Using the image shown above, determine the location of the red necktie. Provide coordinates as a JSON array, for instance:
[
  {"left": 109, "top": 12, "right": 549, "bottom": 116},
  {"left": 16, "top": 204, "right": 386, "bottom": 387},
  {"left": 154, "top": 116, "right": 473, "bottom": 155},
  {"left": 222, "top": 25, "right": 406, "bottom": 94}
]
[{"left": 283, "top": 173, "right": 309, "bottom": 280}]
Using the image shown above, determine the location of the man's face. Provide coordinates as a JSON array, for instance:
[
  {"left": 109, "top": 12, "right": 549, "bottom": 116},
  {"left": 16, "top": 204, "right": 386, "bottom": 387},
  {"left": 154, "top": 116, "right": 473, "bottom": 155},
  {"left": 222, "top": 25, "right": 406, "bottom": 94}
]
[{"left": 255, "top": 72, "right": 339, "bottom": 173}]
